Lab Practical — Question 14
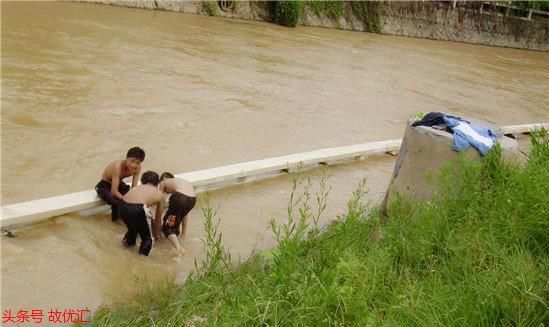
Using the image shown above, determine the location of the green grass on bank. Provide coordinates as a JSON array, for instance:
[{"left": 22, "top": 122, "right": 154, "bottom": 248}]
[{"left": 91, "top": 130, "right": 548, "bottom": 326}]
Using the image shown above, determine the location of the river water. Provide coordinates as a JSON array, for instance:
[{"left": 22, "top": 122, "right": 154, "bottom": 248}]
[{"left": 2, "top": 1, "right": 548, "bottom": 316}]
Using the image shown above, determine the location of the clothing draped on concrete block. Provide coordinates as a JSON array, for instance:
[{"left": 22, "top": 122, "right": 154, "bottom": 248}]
[{"left": 412, "top": 112, "right": 496, "bottom": 155}]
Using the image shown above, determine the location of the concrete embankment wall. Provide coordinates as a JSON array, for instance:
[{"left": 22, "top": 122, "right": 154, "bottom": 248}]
[
  {"left": 380, "top": 2, "right": 548, "bottom": 51},
  {"left": 78, "top": 1, "right": 548, "bottom": 51}
]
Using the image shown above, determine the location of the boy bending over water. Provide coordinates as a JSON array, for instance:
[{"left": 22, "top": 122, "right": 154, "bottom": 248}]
[
  {"left": 159, "top": 172, "right": 196, "bottom": 256},
  {"left": 95, "top": 147, "right": 145, "bottom": 221},
  {"left": 120, "top": 171, "right": 165, "bottom": 256}
]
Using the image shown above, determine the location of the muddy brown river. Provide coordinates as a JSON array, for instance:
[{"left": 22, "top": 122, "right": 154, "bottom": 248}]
[{"left": 2, "top": 1, "right": 548, "bottom": 317}]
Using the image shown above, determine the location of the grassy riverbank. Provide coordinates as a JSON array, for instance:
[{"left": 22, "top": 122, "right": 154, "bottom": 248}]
[{"left": 92, "top": 130, "right": 548, "bottom": 326}]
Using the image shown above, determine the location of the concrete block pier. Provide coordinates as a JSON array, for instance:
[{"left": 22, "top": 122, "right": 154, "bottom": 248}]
[{"left": 382, "top": 118, "right": 526, "bottom": 214}]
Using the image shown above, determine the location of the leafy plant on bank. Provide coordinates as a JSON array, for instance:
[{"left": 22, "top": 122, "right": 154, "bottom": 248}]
[
  {"left": 351, "top": 1, "right": 382, "bottom": 33},
  {"left": 305, "top": 1, "right": 345, "bottom": 20},
  {"left": 274, "top": 1, "right": 303, "bottom": 27},
  {"left": 270, "top": 1, "right": 383, "bottom": 33},
  {"left": 201, "top": 1, "right": 218, "bottom": 16}
]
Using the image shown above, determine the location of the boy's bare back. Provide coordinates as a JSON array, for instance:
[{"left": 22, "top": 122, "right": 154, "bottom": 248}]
[
  {"left": 123, "top": 184, "right": 165, "bottom": 206},
  {"left": 160, "top": 178, "right": 195, "bottom": 197}
]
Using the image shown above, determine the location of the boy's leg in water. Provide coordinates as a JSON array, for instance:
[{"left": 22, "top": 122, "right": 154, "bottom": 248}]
[
  {"left": 167, "top": 233, "right": 186, "bottom": 256},
  {"left": 162, "top": 211, "right": 186, "bottom": 255},
  {"left": 120, "top": 208, "right": 138, "bottom": 247},
  {"left": 135, "top": 209, "right": 154, "bottom": 256},
  {"left": 122, "top": 222, "right": 137, "bottom": 247}
]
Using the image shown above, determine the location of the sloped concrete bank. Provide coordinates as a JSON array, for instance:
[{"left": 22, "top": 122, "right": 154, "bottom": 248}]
[{"left": 77, "top": 1, "right": 548, "bottom": 51}]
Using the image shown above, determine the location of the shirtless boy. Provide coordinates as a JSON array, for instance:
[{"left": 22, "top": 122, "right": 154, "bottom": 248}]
[
  {"left": 95, "top": 147, "right": 145, "bottom": 221},
  {"left": 119, "top": 171, "right": 165, "bottom": 256},
  {"left": 158, "top": 172, "right": 196, "bottom": 256}
]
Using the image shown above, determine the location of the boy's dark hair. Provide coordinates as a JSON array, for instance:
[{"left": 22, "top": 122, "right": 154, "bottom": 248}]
[
  {"left": 160, "top": 172, "right": 175, "bottom": 181},
  {"left": 126, "top": 146, "right": 145, "bottom": 161},
  {"left": 141, "top": 171, "right": 160, "bottom": 186}
]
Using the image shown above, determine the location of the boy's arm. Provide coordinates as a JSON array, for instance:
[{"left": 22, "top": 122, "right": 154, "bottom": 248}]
[
  {"left": 131, "top": 167, "right": 141, "bottom": 188},
  {"left": 110, "top": 163, "right": 125, "bottom": 200},
  {"left": 154, "top": 195, "right": 165, "bottom": 240}
]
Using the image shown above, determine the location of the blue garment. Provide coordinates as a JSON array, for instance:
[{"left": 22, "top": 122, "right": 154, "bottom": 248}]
[{"left": 443, "top": 116, "right": 496, "bottom": 155}]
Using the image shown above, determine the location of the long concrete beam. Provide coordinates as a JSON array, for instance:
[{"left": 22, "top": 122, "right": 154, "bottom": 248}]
[
  {"left": 1, "top": 123, "right": 546, "bottom": 231},
  {"left": 1, "top": 139, "right": 401, "bottom": 230}
]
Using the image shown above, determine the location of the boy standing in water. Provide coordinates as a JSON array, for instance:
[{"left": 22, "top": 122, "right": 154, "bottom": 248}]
[
  {"left": 159, "top": 172, "right": 197, "bottom": 256},
  {"left": 95, "top": 146, "right": 145, "bottom": 221},
  {"left": 120, "top": 171, "right": 165, "bottom": 256}
]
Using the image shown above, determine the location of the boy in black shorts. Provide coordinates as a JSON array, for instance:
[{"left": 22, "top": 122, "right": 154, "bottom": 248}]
[{"left": 159, "top": 172, "right": 196, "bottom": 256}]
